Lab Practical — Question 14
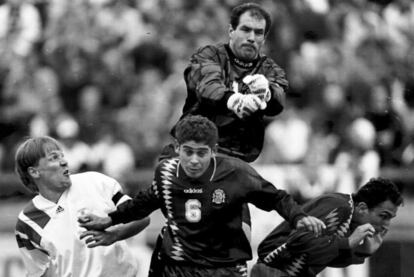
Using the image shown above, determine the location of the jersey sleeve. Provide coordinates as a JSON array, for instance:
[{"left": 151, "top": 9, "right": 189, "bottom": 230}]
[
  {"left": 17, "top": 247, "right": 49, "bottom": 277},
  {"left": 184, "top": 45, "right": 232, "bottom": 109},
  {"left": 15, "top": 216, "right": 50, "bottom": 277},
  {"left": 109, "top": 167, "right": 161, "bottom": 225},
  {"left": 243, "top": 164, "right": 306, "bottom": 227},
  {"left": 87, "top": 171, "right": 132, "bottom": 208},
  {"left": 101, "top": 174, "right": 132, "bottom": 207}
]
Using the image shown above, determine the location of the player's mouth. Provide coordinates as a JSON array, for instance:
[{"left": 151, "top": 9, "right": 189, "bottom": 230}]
[
  {"left": 185, "top": 167, "right": 202, "bottom": 176},
  {"left": 188, "top": 167, "right": 201, "bottom": 173},
  {"left": 242, "top": 44, "right": 256, "bottom": 51},
  {"left": 63, "top": 169, "right": 70, "bottom": 176},
  {"left": 378, "top": 226, "right": 389, "bottom": 235}
]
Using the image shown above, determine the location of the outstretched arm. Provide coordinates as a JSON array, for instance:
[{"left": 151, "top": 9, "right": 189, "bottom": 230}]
[
  {"left": 78, "top": 212, "right": 113, "bottom": 230},
  {"left": 80, "top": 217, "right": 150, "bottom": 248},
  {"left": 245, "top": 167, "right": 325, "bottom": 235}
]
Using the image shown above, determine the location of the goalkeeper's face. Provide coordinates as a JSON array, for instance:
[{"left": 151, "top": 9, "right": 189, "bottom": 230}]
[
  {"left": 178, "top": 141, "right": 215, "bottom": 179},
  {"left": 229, "top": 11, "right": 266, "bottom": 62}
]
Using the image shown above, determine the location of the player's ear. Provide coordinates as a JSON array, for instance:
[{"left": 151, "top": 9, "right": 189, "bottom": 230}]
[
  {"left": 212, "top": 144, "right": 218, "bottom": 156},
  {"left": 355, "top": 202, "right": 369, "bottom": 215},
  {"left": 228, "top": 24, "right": 235, "bottom": 37},
  {"left": 28, "top": 167, "right": 40, "bottom": 178},
  {"left": 174, "top": 140, "right": 180, "bottom": 154}
]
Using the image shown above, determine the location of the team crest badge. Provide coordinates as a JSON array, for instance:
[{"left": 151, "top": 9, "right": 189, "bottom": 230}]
[{"left": 212, "top": 189, "right": 226, "bottom": 204}]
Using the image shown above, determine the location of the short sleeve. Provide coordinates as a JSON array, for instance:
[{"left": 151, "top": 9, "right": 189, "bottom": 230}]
[
  {"left": 15, "top": 218, "right": 50, "bottom": 277},
  {"left": 88, "top": 172, "right": 132, "bottom": 207}
]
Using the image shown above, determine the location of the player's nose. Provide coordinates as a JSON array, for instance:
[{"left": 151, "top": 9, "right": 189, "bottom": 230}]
[
  {"left": 189, "top": 154, "right": 200, "bottom": 164},
  {"left": 59, "top": 159, "right": 68, "bottom": 167}
]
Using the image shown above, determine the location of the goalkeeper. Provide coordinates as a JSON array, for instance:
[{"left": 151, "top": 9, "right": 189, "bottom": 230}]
[{"left": 162, "top": 2, "right": 288, "bottom": 163}]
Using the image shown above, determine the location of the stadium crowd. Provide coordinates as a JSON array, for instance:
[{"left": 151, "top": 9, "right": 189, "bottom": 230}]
[{"left": 1, "top": 0, "right": 414, "bottom": 196}]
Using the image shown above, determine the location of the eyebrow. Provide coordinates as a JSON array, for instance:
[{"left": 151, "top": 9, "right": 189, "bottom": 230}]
[
  {"left": 240, "top": 25, "right": 265, "bottom": 32},
  {"left": 381, "top": 210, "right": 396, "bottom": 218},
  {"left": 45, "top": 150, "right": 63, "bottom": 157},
  {"left": 182, "top": 146, "right": 210, "bottom": 152},
  {"left": 47, "top": 150, "right": 61, "bottom": 154}
]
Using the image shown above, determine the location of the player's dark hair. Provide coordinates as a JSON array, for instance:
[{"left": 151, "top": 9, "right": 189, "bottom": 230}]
[
  {"left": 15, "top": 136, "right": 62, "bottom": 193},
  {"left": 175, "top": 115, "right": 218, "bottom": 148},
  {"left": 230, "top": 2, "right": 272, "bottom": 35},
  {"left": 353, "top": 177, "right": 403, "bottom": 209}
]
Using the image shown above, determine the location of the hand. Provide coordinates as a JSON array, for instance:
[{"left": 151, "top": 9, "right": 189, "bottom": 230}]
[
  {"left": 227, "top": 93, "right": 262, "bottom": 118},
  {"left": 79, "top": 229, "right": 117, "bottom": 248},
  {"left": 348, "top": 223, "right": 376, "bottom": 248},
  {"left": 354, "top": 229, "right": 385, "bottom": 255},
  {"left": 243, "top": 74, "right": 271, "bottom": 109},
  {"left": 78, "top": 213, "right": 112, "bottom": 231},
  {"left": 296, "top": 216, "right": 326, "bottom": 237}
]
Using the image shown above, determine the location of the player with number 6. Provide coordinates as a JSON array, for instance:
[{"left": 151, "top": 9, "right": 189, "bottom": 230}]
[{"left": 80, "top": 115, "right": 325, "bottom": 277}]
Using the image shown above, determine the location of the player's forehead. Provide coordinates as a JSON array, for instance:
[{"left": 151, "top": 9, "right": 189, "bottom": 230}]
[
  {"left": 42, "top": 142, "right": 62, "bottom": 155},
  {"left": 237, "top": 11, "right": 266, "bottom": 30},
  {"left": 180, "top": 141, "right": 211, "bottom": 152}
]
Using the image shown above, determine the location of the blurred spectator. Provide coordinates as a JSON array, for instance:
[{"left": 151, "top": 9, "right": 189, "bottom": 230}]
[
  {"left": 364, "top": 81, "right": 404, "bottom": 166},
  {"left": 94, "top": 47, "right": 136, "bottom": 109},
  {"left": 116, "top": 68, "right": 171, "bottom": 166},
  {"left": 391, "top": 78, "right": 414, "bottom": 166},
  {"left": 0, "top": 0, "right": 41, "bottom": 57},
  {"left": 283, "top": 164, "right": 339, "bottom": 204},
  {"left": 259, "top": 104, "right": 311, "bottom": 164},
  {"left": 131, "top": 41, "right": 171, "bottom": 77},
  {"left": 306, "top": 82, "right": 352, "bottom": 165},
  {"left": 0, "top": 0, "right": 413, "bottom": 180},
  {"left": 76, "top": 84, "right": 111, "bottom": 144},
  {"left": 333, "top": 117, "right": 380, "bottom": 193},
  {"left": 94, "top": 0, "right": 147, "bottom": 52},
  {"left": 88, "top": 124, "right": 135, "bottom": 184},
  {"left": 55, "top": 116, "right": 91, "bottom": 173}
]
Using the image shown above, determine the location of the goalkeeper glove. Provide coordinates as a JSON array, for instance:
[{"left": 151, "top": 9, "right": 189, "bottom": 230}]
[
  {"left": 243, "top": 74, "right": 271, "bottom": 109},
  {"left": 227, "top": 93, "right": 262, "bottom": 118}
]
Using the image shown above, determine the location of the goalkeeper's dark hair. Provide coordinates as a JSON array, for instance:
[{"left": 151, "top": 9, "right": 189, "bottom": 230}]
[
  {"left": 15, "top": 136, "right": 62, "bottom": 193},
  {"left": 352, "top": 177, "right": 403, "bottom": 209},
  {"left": 230, "top": 2, "right": 272, "bottom": 35},
  {"left": 175, "top": 115, "right": 218, "bottom": 148}
]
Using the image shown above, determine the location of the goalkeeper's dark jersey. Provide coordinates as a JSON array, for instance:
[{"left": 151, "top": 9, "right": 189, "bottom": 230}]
[
  {"left": 173, "top": 43, "right": 288, "bottom": 162},
  {"left": 257, "top": 193, "right": 367, "bottom": 277},
  {"left": 110, "top": 155, "right": 306, "bottom": 267}
]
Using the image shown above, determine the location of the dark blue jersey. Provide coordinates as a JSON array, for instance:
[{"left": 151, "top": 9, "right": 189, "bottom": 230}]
[
  {"left": 257, "top": 193, "right": 369, "bottom": 277},
  {"left": 110, "top": 155, "right": 306, "bottom": 267},
  {"left": 175, "top": 43, "right": 288, "bottom": 162}
]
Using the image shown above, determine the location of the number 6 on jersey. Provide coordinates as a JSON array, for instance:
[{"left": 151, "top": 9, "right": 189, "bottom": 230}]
[{"left": 185, "top": 199, "right": 202, "bottom": 222}]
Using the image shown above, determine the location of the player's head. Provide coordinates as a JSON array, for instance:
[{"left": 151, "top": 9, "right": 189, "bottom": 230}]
[
  {"left": 15, "top": 136, "right": 71, "bottom": 194},
  {"left": 352, "top": 178, "right": 403, "bottom": 233},
  {"left": 229, "top": 3, "right": 271, "bottom": 62},
  {"left": 174, "top": 115, "right": 218, "bottom": 178}
]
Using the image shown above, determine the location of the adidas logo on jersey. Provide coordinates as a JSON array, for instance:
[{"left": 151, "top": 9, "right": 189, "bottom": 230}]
[
  {"left": 56, "top": 206, "right": 64, "bottom": 214},
  {"left": 184, "top": 188, "right": 203, "bottom": 194}
]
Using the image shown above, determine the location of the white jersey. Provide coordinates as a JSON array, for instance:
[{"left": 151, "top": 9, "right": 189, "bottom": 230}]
[{"left": 15, "top": 171, "right": 138, "bottom": 277}]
